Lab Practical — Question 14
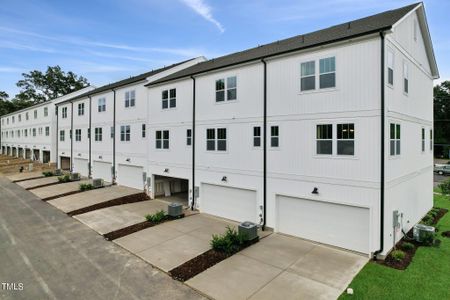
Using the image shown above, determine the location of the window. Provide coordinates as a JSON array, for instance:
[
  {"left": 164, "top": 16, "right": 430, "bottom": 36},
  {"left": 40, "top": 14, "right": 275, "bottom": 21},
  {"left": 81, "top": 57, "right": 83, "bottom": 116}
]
[
  {"left": 319, "top": 57, "right": 336, "bottom": 89},
  {"left": 142, "top": 124, "right": 146, "bottom": 138},
  {"left": 253, "top": 126, "right": 261, "bottom": 147},
  {"left": 75, "top": 129, "right": 81, "bottom": 142},
  {"left": 413, "top": 19, "right": 418, "bottom": 42},
  {"left": 45, "top": 127, "right": 50, "bottom": 136},
  {"left": 25, "top": 112, "right": 29, "bottom": 120},
  {"left": 12, "top": 116, "right": 15, "bottom": 123},
  {"left": 17, "top": 130, "right": 20, "bottom": 138},
  {"left": 337, "top": 124, "right": 355, "bottom": 155},
  {"left": 187, "top": 129, "right": 192, "bottom": 146},
  {"left": 34, "top": 110, "right": 37, "bottom": 119},
  {"left": 18, "top": 114, "right": 21, "bottom": 122},
  {"left": 162, "top": 89, "right": 176, "bottom": 109},
  {"left": 60, "top": 130, "right": 65, "bottom": 141},
  {"left": 87, "top": 128, "right": 90, "bottom": 139},
  {"left": 387, "top": 50, "right": 394, "bottom": 86},
  {"left": 421, "top": 128, "right": 425, "bottom": 152},
  {"left": 120, "top": 125, "right": 130, "bottom": 141},
  {"left": 70, "top": 129, "right": 72, "bottom": 140},
  {"left": 24, "top": 129, "right": 28, "bottom": 137},
  {"left": 78, "top": 103, "right": 84, "bottom": 116},
  {"left": 95, "top": 127, "right": 102, "bottom": 141},
  {"left": 301, "top": 61, "right": 315, "bottom": 91},
  {"left": 110, "top": 127, "right": 114, "bottom": 139},
  {"left": 316, "top": 124, "right": 332, "bottom": 155},
  {"left": 403, "top": 62, "right": 409, "bottom": 94},
  {"left": 390, "top": 123, "right": 401, "bottom": 156},
  {"left": 62, "top": 107, "right": 68, "bottom": 119},
  {"left": 430, "top": 129, "right": 433, "bottom": 151},
  {"left": 125, "top": 90, "right": 136, "bottom": 108},
  {"left": 155, "top": 130, "right": 169, "bottom": 149},
  {"left": 44, "top": 107, "right": 48, "bottom": 117},
  {"left": 98, "top": 98, "right": 106, "bottom": 112},
  {"left": 270, "top": 126, "right": 279, "bottom": 147},
  {"left": 39, "top": 127, "right": 43, "bottom": 135},
  {"left": 206, "top": 128, "right": 227, "bottom": 151},
  {"left": 216, "top": 76, "right": 237, "bottom": 102},
  {"left": 32, "top": 128, "right": 36, "bottom": 137}
]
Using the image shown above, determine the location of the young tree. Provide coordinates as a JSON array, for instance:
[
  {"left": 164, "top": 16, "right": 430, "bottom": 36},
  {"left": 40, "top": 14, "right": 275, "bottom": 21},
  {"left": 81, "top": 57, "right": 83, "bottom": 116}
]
[{"left": 15, "top": 66, "right": 89, "bottom": 103}]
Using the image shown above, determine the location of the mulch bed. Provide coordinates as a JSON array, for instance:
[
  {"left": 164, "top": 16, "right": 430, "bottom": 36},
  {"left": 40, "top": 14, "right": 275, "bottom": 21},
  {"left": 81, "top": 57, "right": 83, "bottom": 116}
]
[
  {"left": 169, "top": 238, "right": 259, "bottom": 282},
  {"left": 377, "top": 208, "right": 448, "bottom": 270},
  {"left": 67, "top": 192, "right": 149, "bottom": 216},
  {"left": 103, "top": 214, "right": 184, "bottom": 241}
]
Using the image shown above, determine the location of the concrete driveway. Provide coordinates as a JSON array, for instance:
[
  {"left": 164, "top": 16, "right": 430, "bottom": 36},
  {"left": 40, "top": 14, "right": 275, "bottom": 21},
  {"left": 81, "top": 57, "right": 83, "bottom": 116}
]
[
  {"left": 6, "top": 171, "right": 45, "bottom": 182},
  {"left": 16, "top": 176, "right": 59, "bottom": 189},
  {"left": 115, "top": 214, "right": 237, "bottom": 272},
  {"left": 187, "top": 234, "right": 368, "bottom": 300},
  {"left": 30, "top": 179, "right": 91, "bottom": 200},
  {"left": 47, "top": 185, "right": 142, "bottom": 213},
  {"left": 74, "top": 200, "right": 169, "bottom": 235}
]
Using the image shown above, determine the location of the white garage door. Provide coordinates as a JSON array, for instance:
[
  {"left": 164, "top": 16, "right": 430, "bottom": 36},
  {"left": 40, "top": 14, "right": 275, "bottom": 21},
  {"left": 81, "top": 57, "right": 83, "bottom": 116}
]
[
  {"left": 73, "top": 158, "right": 89, "bottom": 177},
  {"left": 117, "top": 164, "right": 143, "bottom": 190},
  {"left": 277, "top": 195, "right": 370, "bottom": 253},
  {"left": 93, "top": 161, "right": 112, "bottom": 182},
  {"left": 201, "top": 184, "right": 257, "bottom": 223}
]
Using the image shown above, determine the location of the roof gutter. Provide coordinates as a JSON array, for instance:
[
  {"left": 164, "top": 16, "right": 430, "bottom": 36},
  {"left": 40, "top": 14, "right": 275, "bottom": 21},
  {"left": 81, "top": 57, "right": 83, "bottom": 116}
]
[{"left": 374, "top": 31, "right": 386, "bottom": 259}]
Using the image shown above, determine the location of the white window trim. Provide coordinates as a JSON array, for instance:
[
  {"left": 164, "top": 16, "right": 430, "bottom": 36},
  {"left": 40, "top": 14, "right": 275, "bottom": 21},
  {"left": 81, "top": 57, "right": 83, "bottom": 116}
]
[
  {"left": 161, "top": 88, "right": 176, "bottom": 110},
  {"left": 421, "top": 127, "right": 425, "bottom": 153},
  {"left": 155, "top": 130, "right": 170, "bottom": 150},
  {"left": 403, "top": 60, "right": 409, "bottom": 96},
  {"left": 299, "top": 55, "right": 338, "bottom": 94},
  {"left": 389, "top": 122, "right": 401, "bottom": 158},
  {"left": 313, "top": 121, "right": 358, "bottom": 159},
  {"left": 120, "top": 125, "right": 131, "bottom": 142},
  {"left": 387, "top": 48, "right": 395, "bottom": 88},
  {"left": 206, "top": 127, "right": 228, "bottom": 153},
  {"left": 252, "top": 126, "right": 262, "bottom": 149},
  {"left": 215, "top": 76, "right": 237, "bottom": 104},
  {"left": 125, "top": 90, "right": 136, "bottom": 108}
]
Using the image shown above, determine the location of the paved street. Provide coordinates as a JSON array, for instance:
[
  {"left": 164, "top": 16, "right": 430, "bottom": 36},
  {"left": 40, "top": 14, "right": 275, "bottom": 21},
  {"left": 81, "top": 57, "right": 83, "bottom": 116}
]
[
  {"left": 0, "top": 176, "right": 203, "bottom": 300},
  {"left": 434, "top": 173, "right": 448, "bottom": 188}
]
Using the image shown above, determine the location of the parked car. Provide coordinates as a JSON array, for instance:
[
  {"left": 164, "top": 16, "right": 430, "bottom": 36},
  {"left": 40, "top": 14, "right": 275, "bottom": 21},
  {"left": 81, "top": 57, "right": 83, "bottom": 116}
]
[{"left": 434, "top": 164, "right": 450, "bottom": 175}]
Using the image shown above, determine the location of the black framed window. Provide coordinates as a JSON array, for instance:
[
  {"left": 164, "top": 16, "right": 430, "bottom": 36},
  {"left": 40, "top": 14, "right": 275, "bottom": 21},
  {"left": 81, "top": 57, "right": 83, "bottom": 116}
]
[
  {"left": 316, "top": 124, "right": 332, "bottom": 155},
  {"left": 337, "top": 123, "right": 355, "bottom": 155},
  {"left": 270, "top": 126, "right": 279, "bottom": 147},
  {"left": 253, "top": 126, "right": 261, "bottom": 147}
]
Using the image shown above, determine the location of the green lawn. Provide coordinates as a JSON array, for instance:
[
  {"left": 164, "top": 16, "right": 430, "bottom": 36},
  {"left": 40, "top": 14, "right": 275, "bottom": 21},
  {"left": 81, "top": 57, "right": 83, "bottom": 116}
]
[{"left": 339, "top": 194, "right": 450, "bottom": 300}]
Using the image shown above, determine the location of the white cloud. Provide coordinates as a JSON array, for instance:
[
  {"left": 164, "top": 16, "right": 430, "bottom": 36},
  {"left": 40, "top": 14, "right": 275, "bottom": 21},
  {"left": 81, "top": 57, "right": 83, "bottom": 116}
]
[{"left": 180, "top": 0, "right": 224, "bottom": 33}]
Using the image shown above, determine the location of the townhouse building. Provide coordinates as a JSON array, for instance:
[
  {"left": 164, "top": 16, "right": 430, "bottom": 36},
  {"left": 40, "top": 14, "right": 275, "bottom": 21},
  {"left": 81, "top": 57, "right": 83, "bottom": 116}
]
[
  {"left": 0, "top": 87, "right": 94, "bottom": 163},
  {"left": 0, "top": 3, "right": 437, "bottom": 257}
]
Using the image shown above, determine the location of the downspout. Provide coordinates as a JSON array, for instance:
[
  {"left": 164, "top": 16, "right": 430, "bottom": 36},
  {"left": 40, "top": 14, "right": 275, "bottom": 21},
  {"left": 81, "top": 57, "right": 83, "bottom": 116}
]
[
  {"left": 70, "top": 101, "right": 74, "bottom": 173},
  {"left": 88, "top": 96, "right": 92, "bottom": 178},
  {"left": 191, "top": 76, "right": 196, "bottom": 211},
  {"left": 374, "top": 31, "right": 385, "bottom": 259},
  {"left": 261, "top": 59, "right": 267, "bottom": 231},
  {"left": 112, "top": 89, "right": 116, "bottom": 184},
  {"left": 56, "top": 106, "right": 59, "bottom": 169}
]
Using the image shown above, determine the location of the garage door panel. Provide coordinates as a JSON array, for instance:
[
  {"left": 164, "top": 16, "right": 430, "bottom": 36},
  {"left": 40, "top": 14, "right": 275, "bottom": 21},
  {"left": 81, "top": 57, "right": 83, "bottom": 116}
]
[
  {"left": 277, "top": 195, "right": 369, "bottom": 253},
  {"left": 201, "top": 184, "right": 257, "bottom": 223},
  {"left": 73, "top": 158, "right": 89, "bottom": 177},
  {"left": 117, "top": 164, "right": 143, "bottom": 190},
  {"left": 93, "top": 161, "right": 112, "bottom": 182}
]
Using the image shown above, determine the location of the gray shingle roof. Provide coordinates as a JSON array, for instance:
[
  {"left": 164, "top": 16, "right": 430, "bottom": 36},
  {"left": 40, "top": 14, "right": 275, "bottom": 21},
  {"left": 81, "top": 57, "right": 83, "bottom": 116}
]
[{"left": 148, "top": 3, "right": 420, "bottom": 86}]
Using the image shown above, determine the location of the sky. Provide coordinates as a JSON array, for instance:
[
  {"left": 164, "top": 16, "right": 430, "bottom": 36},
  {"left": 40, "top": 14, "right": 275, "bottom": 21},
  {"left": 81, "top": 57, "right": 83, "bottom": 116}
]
[{"left": 0, "top": 0, "right": 449, "bottom": 98}]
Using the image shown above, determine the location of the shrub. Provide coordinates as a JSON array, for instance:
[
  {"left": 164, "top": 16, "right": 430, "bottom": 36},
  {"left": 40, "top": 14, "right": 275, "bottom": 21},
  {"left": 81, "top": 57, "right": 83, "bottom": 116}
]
[
  {"left": 439, "top": 179, "right": 450, "bottom": 195},
  {"left": 210, "top": 226, "right": 248, "bottom": 254},
  {"left": 401, "top": 242, "right": 415, "bottom": 251},
  {"left": 42, "top": 171, "right": 54, "bottom": 177},
  {"left": 391, "top": 250, "right": 406, "bottom": 262},
  {"left": 79, "top": 183, "right": 93, "bottom": 191},
  {"left": 57, "top": 174, "right": 70, "bottom": 183},
  {"left": 145, "top": 210, "right": 166, "bottom": 223}
]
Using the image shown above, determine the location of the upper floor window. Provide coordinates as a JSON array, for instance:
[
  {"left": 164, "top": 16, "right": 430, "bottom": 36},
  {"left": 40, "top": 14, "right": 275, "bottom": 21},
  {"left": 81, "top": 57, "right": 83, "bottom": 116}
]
[
  {"left": 337, "top": 123, "right": 355, "bottom": 155},
  {"left": 155, "top": 130, "right": 169, "bottom": 149},
  {"left": 319, "top": 57, "right": 336, "bottom": 89},
  {"left": 301, "top": 56, "right": 336, "bottom": 91},
  {"left": 24, "top": 129, "right": 28, "bottom": 137},
  {"left": 142, "top": 124, "right": 146, "bottom": 138},
  {"left": 120, "top": 125, "right": 130, "bottom": 141},
  {"left": 430, "top": 129, "right": 433, "bottom": 151},
  {"left": 32, "top": 128, "right": 36, "bottom": 137},
  {"left": 413, "top": 19, "right": 418, "bottom": 42},
  {"left": 62, "top": 107, "right": 68, "bottom": 118},
  {"left": 316, "top": 124, "right": 332, "bottom": 155},
  {"left": 387, "top": 50, "right": 394, "bottom": 86},
  {"left": 216, "top": 76, "right": 237, "bottom": 102},
  {"left": 38, "top": 127, "right": 43, "bottom": 135},
  {"left": 34, "top": 110, "right": 37, "bottom": 119},
  {"left": 18, "top": 114, "right": 21, "bottom": 122},
  {"left": 270, "top": 126, "right": 279, "bottom": 147},
  {"left": 186, "top": 129, "right": 192, "bottom": 146},
  {"left": 78, "top": 103, "right": 84, "bottom": 116},
  {"left": 98, "top": 98, "right": 106, "bottom": 112},
  {"left": 95, "top": 127, "right": 102, "bottom": 141},
  {"left": 162, "top": 89, "right": 176, "bottom": 109},
  {"left": 253, "top": 126, "right": 261, "bottom": 147},
  {"left": 25, "top": 112, "right": 29, "bottom": 120},
  {"left": 12, "top": 116, "right": 15, "bottom": 123},
  {"left": 60, "top": 130, "right": 65, "bottom": 141},
  {"left": 75, "top": 129, "right": 82, "bottom": 142},
  {"left": 44, "top": 107, "right": 48, "bottom": 117},
  {"left": 301, "top": 61, "right": 315, "bottom": 91},
  {"left": 403, "top": 61, "right": 409, "bottom": 94},
  {"left": 421, "top": 128, "right": 425, "bottom": 152},
  {"left": 390, "top": 123, "right": 401, "bottom": 156},
  {"left": 45, "top": 126, "right": 50, "bottom": 136},
  {"left": 125, "top": 90, "right": 136, "bottom": 108},
  {"left": 206, "top": 128, "right": 226, "bottom": 151}
]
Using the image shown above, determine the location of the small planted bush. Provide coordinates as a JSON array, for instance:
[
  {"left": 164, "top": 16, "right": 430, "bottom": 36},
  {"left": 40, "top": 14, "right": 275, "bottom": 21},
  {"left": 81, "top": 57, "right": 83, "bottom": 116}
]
[
  {"left": 210, "top": 226, "right": 247, "bottom": 254},
  {"left": 57, "top": 174, "right": 71, "bottom": 183},
  {"left": 438, "top": 179, "right": 450, "bottom": 195},
  {"left": 391, "top": 250, "right": 406, "bottom": 262},
  {"left": 42, "top": 171, "right": 54, "bottom": 177},
  {"left": 401, "top": 242, "right": 415, "bottom": 251},
  {"left": 79, "top": 183, "right": 93, "bottom": 191},
  {"left": 145, "top": 210, "right": 167, "bottom": 223}
]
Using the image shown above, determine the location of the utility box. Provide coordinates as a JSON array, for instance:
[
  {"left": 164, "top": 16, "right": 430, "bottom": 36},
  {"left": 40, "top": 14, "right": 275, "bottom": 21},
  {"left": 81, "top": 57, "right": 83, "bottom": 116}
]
[
  {"left": 168, "top": 203, "right": 182, "bottom": 217},
  {"left": 238, "top": 221, "right": 258, "bottom": 241},
  {"left": 413, "top": 224, "right": 435, "bottom": 242},
  {"left": 70, "top": 172, "right": 81, "bottom": 181},
  {"left": 92, "top": 178, "right": 104, "bottom": 188},
  {"left": 54, "top": 169, "right": 62, "bottom": 176}
]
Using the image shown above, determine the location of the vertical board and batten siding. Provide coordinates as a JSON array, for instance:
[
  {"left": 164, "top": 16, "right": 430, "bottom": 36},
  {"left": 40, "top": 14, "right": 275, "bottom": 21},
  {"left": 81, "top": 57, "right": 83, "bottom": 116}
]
[
  {"left": 72, "top": 99, "right": 90, "bottom": 164},
  {"left": 90, "top": 92, "right": 114, "bottom": 167},
  {"left": 57, "top": 102, "right": 72, "bottom": 163},
  {"left": 194, "top": 63, "right": 264, "bottom": 218}
]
